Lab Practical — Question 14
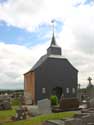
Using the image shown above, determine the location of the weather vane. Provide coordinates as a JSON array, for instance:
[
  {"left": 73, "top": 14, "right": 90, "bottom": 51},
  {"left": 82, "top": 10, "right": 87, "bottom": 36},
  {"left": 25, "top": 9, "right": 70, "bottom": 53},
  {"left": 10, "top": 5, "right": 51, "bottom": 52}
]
[{"left": 51, "top": 19, "right": 55, "bottom": 34}]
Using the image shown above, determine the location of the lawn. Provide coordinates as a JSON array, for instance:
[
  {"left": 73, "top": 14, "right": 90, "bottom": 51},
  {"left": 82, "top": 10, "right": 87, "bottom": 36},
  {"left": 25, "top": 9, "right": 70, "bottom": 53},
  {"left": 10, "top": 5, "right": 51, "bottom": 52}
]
[
  {"left": 0, "top": 108, "right": 16, "bottom": 122},
  {"left": 1, "top": 111, "right": 75, "bottom": 125}
]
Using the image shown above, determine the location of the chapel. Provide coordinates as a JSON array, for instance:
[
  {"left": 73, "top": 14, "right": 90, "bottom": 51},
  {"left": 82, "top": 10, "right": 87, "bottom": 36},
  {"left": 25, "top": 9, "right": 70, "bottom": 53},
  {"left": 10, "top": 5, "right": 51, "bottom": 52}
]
[{"left": 24, "top": 31, "right": 78, "bottom": 104}]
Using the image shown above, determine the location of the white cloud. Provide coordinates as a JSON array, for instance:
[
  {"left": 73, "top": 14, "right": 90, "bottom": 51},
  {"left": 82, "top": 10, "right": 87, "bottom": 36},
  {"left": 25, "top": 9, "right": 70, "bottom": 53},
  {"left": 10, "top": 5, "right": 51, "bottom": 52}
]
[
  {"left": 0, "top": 0, "right": 94, "bottom": 88},
  {"left": 0, "top": 42, "right": 49, "bottom": 89},
  {"left": 57, "top": 3, "right": 94, "bottom": 87},
  {"left": 0, "top": 0, "right": 90, "bottom": 31}
]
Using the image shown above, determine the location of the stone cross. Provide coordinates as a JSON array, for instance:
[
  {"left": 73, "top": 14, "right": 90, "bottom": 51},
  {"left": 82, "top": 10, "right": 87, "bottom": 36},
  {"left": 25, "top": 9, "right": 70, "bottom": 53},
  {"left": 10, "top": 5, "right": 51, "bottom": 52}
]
[{"left": 88, "top": 77, "right": 92, "bottom": 85}]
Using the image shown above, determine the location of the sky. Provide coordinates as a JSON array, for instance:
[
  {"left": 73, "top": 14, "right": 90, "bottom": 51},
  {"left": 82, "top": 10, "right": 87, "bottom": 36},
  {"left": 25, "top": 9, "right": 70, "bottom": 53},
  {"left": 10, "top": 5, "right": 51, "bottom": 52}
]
[{"left": 0, "top": 0, "right": 94, "bottom": 89}]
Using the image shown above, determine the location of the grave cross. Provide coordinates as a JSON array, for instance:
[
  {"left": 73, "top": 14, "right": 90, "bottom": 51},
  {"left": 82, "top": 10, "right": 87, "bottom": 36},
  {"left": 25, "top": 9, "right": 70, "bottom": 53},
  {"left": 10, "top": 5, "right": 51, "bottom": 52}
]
[{"left": 88, "top": 77, "right": 92, "bottom": 85}]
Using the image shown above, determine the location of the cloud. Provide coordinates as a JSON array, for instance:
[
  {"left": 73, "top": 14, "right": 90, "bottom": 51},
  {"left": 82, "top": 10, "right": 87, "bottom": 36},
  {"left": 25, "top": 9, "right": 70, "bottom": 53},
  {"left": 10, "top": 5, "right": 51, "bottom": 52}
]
[
  {"left": 0, "top": 41, "right": 49, "bottom": 89},
  {"left": 65, "top": 4, "right": 94, "bottom": 54},
  {"left": 0, "top": 0, "right": 47, "bottom": 31},
  {"left": 0, "top": 0, "right": 90, "bottom": 31},
  {"left": 56, "top": 3, "right": 94, "bottom": 87}
]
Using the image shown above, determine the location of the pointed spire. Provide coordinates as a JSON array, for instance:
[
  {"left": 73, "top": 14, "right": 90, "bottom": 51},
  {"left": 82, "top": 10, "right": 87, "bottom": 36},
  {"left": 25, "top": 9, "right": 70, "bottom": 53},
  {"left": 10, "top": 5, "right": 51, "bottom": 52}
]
[
  {"left": 47, "top": 20, "right": 62, "bottom": 55},
  {"left": 50, "top": 32, "right": 56, "bottom": 46},
  {"left": 50, "top": 20, "right": 56, "bottom": 46}
]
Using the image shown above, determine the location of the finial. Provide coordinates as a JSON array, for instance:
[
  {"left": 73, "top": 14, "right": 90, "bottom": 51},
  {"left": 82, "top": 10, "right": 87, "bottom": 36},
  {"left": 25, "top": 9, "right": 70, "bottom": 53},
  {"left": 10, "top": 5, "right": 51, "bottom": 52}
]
[{"left": 51, "top": 19, "right": 55, "bottom": 35}]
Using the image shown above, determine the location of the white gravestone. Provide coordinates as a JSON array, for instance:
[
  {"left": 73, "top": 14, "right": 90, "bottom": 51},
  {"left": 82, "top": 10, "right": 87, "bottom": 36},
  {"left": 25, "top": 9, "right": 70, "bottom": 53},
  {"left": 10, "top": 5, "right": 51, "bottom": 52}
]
[{"left": 38, "top": 98, "right": 51, "bottom": 114}]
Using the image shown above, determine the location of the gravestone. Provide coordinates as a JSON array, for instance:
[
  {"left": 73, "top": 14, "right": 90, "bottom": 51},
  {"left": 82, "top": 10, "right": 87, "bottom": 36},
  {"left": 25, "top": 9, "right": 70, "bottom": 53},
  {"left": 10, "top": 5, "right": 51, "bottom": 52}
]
[
  {"left": 0, "top": 94, "right": 11, "bottom": 110},
  {"left": 86, "top": 77, "right": 94, "bottom": 100},
  {"left": 26, "top": 105, "right": 40, "bottom": 116},
  {"left": 82, "top": 115, "right": 92, "bottom": 125},
  {"left": 15, "top": 106, "right": 30, "bottom": 120},
  {"left": 38, "top": 98, "right": 51, "bottom": 114},
  {"left": 88, "top": 123, "right": 94, "bottom": 125},
  {"left": 65, "top": 118, "right": 82, "bottom": 125},
  {"left": 89, "top": 98, "right": 94, "bottom": 108},
  {"left": 44, "top": 120, "right": 65, "bottom": 125}
]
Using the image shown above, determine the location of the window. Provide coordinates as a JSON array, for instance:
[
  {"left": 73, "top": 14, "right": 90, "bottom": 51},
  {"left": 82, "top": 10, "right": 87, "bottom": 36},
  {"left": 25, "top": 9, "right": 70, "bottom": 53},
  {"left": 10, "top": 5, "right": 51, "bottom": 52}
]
[
  {"left": 72, "top": 88, "right": 75, "bottom": 93},
  {"left": 66, "top": 88, "right": 69, "bottom": 94},
  {"left": 42, "top": 88, "right": 46, "bottom": 94}
]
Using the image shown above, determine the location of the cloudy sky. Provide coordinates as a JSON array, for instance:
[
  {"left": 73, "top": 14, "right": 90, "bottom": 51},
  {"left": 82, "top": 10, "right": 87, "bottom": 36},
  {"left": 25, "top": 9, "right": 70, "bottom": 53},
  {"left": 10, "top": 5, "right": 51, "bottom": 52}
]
[{"left": 0, "top": 0, "right": 94, "bottom": 89}]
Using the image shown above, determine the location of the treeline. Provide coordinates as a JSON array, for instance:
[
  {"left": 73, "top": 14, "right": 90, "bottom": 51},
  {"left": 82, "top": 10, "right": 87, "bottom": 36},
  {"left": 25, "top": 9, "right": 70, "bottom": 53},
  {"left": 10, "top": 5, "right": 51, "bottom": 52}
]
[{"left": 0, "top": 89, "right": 24, "bottom": 94}]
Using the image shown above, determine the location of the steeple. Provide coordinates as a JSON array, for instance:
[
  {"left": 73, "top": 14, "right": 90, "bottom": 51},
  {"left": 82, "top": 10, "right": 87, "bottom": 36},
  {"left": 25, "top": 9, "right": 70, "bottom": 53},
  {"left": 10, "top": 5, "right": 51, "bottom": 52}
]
[
  {"left": 50, "top": 32, "right": 56, "bottom": 46},
  {"left": 47, "top": 20, "right": 62, "bottom": 55}
]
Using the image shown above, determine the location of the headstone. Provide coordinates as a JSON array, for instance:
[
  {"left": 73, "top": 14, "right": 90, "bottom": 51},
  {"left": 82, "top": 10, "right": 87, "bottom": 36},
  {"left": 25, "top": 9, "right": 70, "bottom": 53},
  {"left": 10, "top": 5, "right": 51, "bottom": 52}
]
[
  {"left": 82, "top": 115, "right": 92, "bottom": 125},
  {"left": 44, "top": 120, "right": 65, "bottom": 125},
  {"left": 0, "top": 94, "right": 11, "bottom": 110},
  {"left": 3, "top": 100, "right": 11, "bottom": 110},
  {"left": 89, "top": 98, "right": 94, "bottom": 108},
  {"left": 38, "top": 98, "right": 51, "bottom": 114},
  {"left": 88, "top": 123, "right": 94, "bottom": 125},
  {"left": 64, "top": 118, "right": 82, "bottom": 125},
  {"left": 26, "top": 105, "right": 40, "bottom": 116},
  {"left": 15, "top": 106, "right": 30, "bottom": 120}
]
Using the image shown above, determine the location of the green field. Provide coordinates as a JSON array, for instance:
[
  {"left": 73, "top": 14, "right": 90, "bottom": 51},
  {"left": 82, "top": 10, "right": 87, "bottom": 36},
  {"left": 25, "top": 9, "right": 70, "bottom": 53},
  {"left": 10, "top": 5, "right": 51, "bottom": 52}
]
[{"left": 0, "top": 108, "right": 75, "bottom": 125}]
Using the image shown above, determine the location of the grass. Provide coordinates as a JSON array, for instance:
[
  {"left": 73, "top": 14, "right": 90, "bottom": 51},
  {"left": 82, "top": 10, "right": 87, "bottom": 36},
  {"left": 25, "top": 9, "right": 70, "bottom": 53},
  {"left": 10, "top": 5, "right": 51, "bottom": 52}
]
[
  {"left": 0, "top": 109, "right": 16, "bottom": 122},
  {"left": 0, "top": 106, "right": 19, "bottom": 122},
  {"left": 2, "top": 111, "right": 75, "bottom": 125}
]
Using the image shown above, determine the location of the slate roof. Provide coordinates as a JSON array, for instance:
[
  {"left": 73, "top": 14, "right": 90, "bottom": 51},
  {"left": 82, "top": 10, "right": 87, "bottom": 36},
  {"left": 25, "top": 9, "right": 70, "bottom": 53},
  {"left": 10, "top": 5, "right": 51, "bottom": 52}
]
[
  {"left": 28, "top": 54, "right": 78, "bottom": 72},
  {"left": 31, "top": 54, "right": 47, "bottom": 71}
]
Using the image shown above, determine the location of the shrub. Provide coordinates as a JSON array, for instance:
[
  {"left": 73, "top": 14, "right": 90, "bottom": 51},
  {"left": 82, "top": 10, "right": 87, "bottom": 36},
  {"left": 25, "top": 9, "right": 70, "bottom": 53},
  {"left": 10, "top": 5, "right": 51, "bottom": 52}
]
[
  {"left": 50, "top": 95, "right": 58, "bottom": 106},
  {"left": 11, "top": 98, "right": 21, "bottom": 106}
]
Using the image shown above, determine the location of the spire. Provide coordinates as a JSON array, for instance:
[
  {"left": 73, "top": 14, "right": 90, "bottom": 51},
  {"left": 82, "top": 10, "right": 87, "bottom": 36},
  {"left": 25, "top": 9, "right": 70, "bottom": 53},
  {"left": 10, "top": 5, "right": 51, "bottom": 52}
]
[
  {"left": 50, "top": 32, "right": 56, "bottom": 46},
  {"left": 47, "top": 20, "right": 62, "bottom": 55},
  {"left": 50, "top": 20, "right": 56, "bottom": 46}
]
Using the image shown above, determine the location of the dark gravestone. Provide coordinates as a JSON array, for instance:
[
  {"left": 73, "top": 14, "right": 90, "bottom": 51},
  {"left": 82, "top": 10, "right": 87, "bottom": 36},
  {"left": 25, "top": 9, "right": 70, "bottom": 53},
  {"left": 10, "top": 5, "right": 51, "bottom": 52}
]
[
  {"left": 3, "top": 100, "right": 11, "bottom": 110},
  {"left": 60, "top": 98, "right": 79, "bottom": 111},
  {"left": 0, "top": 95, "right": 11, "bottom": 110}
]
